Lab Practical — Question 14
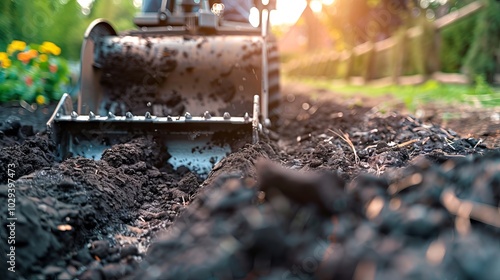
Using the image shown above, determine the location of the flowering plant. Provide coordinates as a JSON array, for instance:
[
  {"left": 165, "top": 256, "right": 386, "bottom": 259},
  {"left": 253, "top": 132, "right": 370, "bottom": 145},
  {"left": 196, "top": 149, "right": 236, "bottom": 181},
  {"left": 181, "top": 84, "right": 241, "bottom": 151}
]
[{"left": 0, "top": 40, "right": 70, "bottom": 104}]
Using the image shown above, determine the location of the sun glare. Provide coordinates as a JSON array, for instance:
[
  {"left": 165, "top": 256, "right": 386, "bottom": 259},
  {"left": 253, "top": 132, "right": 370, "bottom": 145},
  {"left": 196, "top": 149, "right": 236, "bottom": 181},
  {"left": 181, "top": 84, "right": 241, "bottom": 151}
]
[
  {"left": 249, "top": 7, "right": 260, "bottom": 27},
  {"left": 77, "top": 0, "right": 94, "bottom": 15},
  {"left": 310, "top": 0, "right": 323, "bottom": 13},
  {"left": 269, "top": 0, "right": 335, "bottom": 26},
  {"left": 271, "top": 0, "right": 307, "bottom": 25}
]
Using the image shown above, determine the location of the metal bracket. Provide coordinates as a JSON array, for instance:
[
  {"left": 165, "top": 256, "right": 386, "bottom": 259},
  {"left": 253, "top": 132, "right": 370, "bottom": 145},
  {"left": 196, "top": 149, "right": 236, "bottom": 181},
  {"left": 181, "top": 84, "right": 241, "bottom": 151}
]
[{"left": 260, "top": 8, "right": 270, "bottom": 127}]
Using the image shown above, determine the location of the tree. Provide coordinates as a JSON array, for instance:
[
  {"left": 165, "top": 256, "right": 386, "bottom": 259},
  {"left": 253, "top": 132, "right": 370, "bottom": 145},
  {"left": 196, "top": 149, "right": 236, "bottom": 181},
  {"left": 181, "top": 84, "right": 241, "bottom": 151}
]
[
  {"left": 88, "top": 0, "right": 139, "bottom": 32},
  {"left": 464, "top": 0, "right": 500, "bottom": 82},
  {"left": 0, "top": 0, "right": 139, "bottom": 60},
  {"left": 0, "top": 0, "right": 86, "bottom": 59},
  {"left": 39, "top": 0, "right": 88, "bottom": 59}
]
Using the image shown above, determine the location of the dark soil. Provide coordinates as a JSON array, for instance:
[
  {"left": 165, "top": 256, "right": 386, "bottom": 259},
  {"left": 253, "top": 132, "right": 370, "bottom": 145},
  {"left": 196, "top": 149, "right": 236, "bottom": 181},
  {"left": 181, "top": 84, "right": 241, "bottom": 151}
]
[{"left": 0, "top": 83, "right": 499, "bottom": 280}]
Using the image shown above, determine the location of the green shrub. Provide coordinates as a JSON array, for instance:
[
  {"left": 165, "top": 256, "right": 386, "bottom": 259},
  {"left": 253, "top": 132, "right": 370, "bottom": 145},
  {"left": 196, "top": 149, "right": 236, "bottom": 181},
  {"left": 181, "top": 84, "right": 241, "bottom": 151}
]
[
  {"left": 440, "top": 13, "right": 478, "bottom": 73},
  {"left": 464, "top": 0, "right": 500, "bottom": 82}
]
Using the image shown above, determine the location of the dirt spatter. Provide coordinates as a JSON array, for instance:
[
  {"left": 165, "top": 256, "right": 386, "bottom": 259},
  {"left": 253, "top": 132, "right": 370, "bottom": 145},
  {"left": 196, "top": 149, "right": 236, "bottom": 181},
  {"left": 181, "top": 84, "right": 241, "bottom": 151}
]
[
  {"left": 97, "top": 37, "right": 179, "bottom": 115},
  {"left": 209, "top": 78, "right": 236, "bottom": 103}
]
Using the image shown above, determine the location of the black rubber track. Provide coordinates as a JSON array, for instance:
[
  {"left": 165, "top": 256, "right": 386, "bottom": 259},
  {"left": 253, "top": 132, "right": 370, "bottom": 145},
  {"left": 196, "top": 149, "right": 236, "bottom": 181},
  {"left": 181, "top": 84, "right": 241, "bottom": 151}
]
[{"left": 267, "top": 38, "right": 281, "bottom": 126}]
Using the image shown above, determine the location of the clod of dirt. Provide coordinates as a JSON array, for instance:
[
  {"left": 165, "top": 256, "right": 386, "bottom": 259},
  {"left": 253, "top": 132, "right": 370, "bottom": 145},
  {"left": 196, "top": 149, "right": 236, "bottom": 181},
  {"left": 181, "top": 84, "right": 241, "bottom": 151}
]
[
  {"left": 132, "top": 172, "right": 327, "bottom": 280},
  {"left": 0, "top": 136, "right": 201, "bottom": 277},
  {"left": 0, "top": 116, "right": 37, "bottom": 148},
  {"left": 257, "top": 159, "right": 347, "bottom": 215},
  {"left": 203, "top": 141, "right": 279, "bottom": 188},
  {"left": 128, "top": 150, "right": 500, "bottom": 280},
  {"left": 0, "top": 183, "right": 62, "bottom": 275},
  {"left": 0, "top": 134, "right": 54, "bottom": 183},
  {"left": 1, "top": 116, "right": 21, "bottom": 135},
  {"left": 101, "top": 137, "right": 167, "bottom": 168}
]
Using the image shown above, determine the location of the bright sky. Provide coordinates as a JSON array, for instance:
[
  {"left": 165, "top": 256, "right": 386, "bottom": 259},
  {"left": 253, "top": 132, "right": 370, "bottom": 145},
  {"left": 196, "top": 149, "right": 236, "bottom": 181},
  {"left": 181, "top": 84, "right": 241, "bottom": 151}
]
[
  {"left": 270, "top": 0, "right": 308, "bottom": 25},
  {"left": 254, "top": 0, "right": 336, "bottom": 26}
]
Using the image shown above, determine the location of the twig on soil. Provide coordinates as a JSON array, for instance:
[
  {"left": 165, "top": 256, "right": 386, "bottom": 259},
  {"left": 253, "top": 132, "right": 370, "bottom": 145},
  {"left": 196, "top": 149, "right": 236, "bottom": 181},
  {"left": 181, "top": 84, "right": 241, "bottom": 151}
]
[
  {"left": 442, "top": 153, "right": 466, "bottom": 158},
  {"left": 115, "top": 176, "right": 126, "bottom": 184},
  {"left": 441, "top": 189, "right": 500, "bottom": 229},
  {"left": 329, "top": 129, "right": 360, "bottom": 164},
  {"left": 395, "top": 139, "right": 419, "bottom": 149},
  {"left": 370, "top": 139, "right": 421, "bottom": 154},
  {"left": 445, "top": 138, "right": 456, "bottom": 151},
  {"left": 406, "top": 116, "right": 415, "bottom": 123},
  {"left": 364, "top": 144, "right": 377, "bottom": 150},
  {"left": 473, "top": 139, "right": 483, "bottom": 149},
  {"left": 440, "top": 128, "right": 455, "bottom": 139},
  {"left": 388, "top": 173, "right": 423, "bottom": 195},
  {"left": 376, "top": 164, "right": 382, "bottom": 177},
  {"left": 352, "top": 129, "right": 378, "bottom": 137}
]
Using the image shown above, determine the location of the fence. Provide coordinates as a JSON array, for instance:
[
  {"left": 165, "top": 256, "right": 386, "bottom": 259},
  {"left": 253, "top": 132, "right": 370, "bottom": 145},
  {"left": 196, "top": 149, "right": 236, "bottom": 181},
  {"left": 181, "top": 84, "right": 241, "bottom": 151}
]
[{"left": 284, "top": 2, "right": 486, "bottom": 86}]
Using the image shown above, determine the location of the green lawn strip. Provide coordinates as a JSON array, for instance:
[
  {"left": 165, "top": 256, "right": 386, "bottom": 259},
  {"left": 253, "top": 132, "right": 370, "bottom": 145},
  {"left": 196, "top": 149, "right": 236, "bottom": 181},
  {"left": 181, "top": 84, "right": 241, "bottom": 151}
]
[{"left": 284, "top": 75, "right": 500, "bottom": 111}]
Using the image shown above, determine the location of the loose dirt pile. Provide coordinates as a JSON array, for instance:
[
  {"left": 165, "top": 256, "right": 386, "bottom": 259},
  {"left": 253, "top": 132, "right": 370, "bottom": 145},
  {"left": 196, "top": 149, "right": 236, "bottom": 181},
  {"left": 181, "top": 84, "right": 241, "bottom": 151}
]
[{"left": 0, "top": 85, "right": 499, "bottom": 280}]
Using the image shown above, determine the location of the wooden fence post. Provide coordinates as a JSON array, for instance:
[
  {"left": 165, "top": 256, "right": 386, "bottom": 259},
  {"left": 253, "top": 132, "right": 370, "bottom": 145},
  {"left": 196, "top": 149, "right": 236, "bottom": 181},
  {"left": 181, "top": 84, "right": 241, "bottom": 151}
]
[
  {"left": 392, "top": 31, "right": 405, "bottom": 84},
  {"left": 425, "top": 23, "right": 441, "bottom": 77},
  {"left": 344, "top": 51, "right": 354, "bottom": 82},
  {"left": 363, "top": 42, "right": 376, "bottom": 83}
]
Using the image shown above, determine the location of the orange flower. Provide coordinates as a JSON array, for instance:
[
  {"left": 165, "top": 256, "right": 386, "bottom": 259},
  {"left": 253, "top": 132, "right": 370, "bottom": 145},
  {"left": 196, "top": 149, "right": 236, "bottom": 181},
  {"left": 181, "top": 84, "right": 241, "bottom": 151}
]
[
  {"left": 17, "top": 50, "right": 38, "bottom": 64},
  {"left": 17, "top": 52, "right": 29, "bottom": 63},
  {"left": 28, "top": 49, "right": 38, "bottom": 58},
  {"left": 49, "top": 64, "right": 58, "bottom": 73}
]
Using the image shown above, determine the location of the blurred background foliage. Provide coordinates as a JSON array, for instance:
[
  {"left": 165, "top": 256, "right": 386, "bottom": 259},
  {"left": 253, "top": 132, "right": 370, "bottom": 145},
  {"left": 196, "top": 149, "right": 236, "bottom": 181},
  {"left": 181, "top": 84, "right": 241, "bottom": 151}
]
[
  {"left": 0, "top": 0, "right": 490, "bottom": 62},
  {"left": 289, "top": 0, "right": 498, "bottom": 82},
  {"left": 0, "top": 0, "right": 140, "bottom": 61},
  {"left": 463, "top": 0, "right": 500, "bottom": 82},
  {"left": 0, "top": 41, "right": 70, "bottom": 103}
]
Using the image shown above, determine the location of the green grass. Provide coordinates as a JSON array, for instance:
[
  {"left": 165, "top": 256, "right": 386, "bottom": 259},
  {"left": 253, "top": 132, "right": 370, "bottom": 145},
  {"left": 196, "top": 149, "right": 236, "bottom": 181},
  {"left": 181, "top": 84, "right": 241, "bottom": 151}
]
[{"left": 284, "top": 75, "right": 500, "bottom": 112}]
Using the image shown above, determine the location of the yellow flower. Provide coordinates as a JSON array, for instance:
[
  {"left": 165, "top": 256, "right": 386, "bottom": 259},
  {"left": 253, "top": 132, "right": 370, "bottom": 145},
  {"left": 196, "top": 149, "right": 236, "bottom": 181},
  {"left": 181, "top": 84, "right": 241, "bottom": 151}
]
[
  {"left": 36, "top": 95, "right": 46, "bottom": 105},
  {"left": 1, "top": 58, "right": 12, "bottom": 68},
  {"left": 0, "top": 52, "right": 10, "bottom": 68},
  {"left": 39, "top": 54, "right": 48, "bottom": 62},
  {"left": 7, "top": 40, "right": 27, "bottom": 55},
  {"left": 40, "top": 41, "right": 61, "bottom": 56}
]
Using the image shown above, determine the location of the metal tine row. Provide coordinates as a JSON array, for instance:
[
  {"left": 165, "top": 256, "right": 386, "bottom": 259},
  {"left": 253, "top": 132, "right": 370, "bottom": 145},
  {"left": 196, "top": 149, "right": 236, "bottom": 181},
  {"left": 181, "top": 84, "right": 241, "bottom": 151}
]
[{"left": 62, "top": 110, "right": 251, "bottom": 121}]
